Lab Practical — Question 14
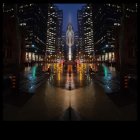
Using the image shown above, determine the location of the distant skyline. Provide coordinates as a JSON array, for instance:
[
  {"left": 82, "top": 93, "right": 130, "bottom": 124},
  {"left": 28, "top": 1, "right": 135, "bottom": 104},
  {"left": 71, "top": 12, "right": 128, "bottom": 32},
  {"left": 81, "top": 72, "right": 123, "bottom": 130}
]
[{"left": 55, "top": 4, "right": 86, "bottom": 32}]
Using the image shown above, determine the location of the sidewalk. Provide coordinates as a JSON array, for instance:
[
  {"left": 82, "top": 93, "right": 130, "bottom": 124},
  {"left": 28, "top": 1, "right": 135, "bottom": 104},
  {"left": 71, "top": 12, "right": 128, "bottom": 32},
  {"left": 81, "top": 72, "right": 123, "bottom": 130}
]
[{"left": 93, "top": 65, "right": 137, "bottom": 111}]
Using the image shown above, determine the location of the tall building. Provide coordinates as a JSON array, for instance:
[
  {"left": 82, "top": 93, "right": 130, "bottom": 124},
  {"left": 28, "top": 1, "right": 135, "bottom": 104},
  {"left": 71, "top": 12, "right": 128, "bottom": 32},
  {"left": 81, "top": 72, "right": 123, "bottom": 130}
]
[
  {"left": 73, "top": 31, "right": 79, "bottom": 60},
  {"left": 18, "top": 4, "right": 48, "bottom": 65},
  {"left": 56, "top": 9, "right": 63, "bottom": 53},
  {"left": 92, "top": 4, "right": 122, "bottom": 65},
  {"left": 77, "top": 9, "right": 83, "bottom": 53},
  {"left": 3, "top": 4, "right": 26, "bottom": 74},
  {"left": 77, "top": 4, "right": 94, "bottom": 56},
  {"left": 92, "top": 3, "right": 137, "bottom": 66},
  {"left": 46, "top": 4, "right": 63, "bottom": 57},
  {"left": 61, "top": 32, "right": 67, "bottom": 60},
  {"left": 114, "top": 4, "right": 137, "bottom": 73}
]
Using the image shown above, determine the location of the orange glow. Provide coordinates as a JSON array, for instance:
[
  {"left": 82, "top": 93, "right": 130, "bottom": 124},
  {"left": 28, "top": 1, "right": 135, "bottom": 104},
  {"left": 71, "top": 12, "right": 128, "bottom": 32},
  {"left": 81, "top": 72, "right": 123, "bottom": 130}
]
[{"left": 67, "top": 65, "right": 72, "bottom": 73}]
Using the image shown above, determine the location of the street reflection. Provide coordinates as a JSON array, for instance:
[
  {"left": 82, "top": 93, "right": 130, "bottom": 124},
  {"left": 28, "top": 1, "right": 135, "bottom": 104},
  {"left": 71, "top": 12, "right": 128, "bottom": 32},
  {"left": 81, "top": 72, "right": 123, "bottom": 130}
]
[{"left": 49, "top": 62, "right": 91, "bottom": 89}]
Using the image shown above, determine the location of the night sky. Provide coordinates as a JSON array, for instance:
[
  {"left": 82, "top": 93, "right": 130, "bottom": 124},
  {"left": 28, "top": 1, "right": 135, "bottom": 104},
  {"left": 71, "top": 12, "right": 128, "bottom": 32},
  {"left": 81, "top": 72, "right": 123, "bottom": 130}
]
[{"left": 55, "top": 4, "right": 86, "bottom": 32}]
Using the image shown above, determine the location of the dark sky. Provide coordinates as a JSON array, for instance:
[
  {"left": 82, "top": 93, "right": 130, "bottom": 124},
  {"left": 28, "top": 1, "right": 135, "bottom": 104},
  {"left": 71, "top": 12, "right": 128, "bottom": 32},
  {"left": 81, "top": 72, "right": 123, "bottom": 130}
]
[{"left": 55, "top": 4, "right": 86, "bottom": 32}]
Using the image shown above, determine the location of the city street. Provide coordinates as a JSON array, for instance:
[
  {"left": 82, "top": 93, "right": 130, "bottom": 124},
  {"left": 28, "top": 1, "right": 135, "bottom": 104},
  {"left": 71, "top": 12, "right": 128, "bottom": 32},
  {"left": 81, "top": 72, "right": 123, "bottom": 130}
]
[
  {"left": 3, "top": 64, "right": 137, "bottom": 121},
  {"left": 3, "top": 3, "right": 137, "bottom": 121}
]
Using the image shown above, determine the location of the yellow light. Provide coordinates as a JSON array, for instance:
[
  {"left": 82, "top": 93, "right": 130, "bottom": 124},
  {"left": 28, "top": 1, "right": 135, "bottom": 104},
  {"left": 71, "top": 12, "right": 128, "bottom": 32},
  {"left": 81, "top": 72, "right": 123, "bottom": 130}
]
[{"left": 58, "top": 71, "right": 61, "bottom": 81}]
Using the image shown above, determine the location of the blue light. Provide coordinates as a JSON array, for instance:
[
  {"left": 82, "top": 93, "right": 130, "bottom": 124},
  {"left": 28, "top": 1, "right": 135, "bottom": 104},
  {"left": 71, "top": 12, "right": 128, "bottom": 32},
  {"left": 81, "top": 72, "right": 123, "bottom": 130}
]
[{"left": 32, "top": 44, "right": 35, "bottom": 47}]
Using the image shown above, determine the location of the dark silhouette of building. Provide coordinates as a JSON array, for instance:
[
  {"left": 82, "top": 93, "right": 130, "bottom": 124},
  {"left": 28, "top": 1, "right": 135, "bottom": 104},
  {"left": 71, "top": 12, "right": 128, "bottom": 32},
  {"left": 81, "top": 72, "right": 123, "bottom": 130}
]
[
  {"left": 18, "top": 4, "right": 48, "bottom": 66},
  {"left": 3, "top": 6, "right": 26, "bottom": 75},
  {"left": 92, "top": 4, "right": 122, "bottom": 65},
  {"left": 114, "top": 9, "right": 137, "bottom": 75}
]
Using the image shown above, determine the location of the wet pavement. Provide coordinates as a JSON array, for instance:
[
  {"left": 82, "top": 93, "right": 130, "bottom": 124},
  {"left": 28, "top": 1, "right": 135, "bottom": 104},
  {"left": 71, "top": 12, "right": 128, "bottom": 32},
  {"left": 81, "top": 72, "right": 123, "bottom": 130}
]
[{"left": 3, "top": 64, "right": 137, "bottom": 121}]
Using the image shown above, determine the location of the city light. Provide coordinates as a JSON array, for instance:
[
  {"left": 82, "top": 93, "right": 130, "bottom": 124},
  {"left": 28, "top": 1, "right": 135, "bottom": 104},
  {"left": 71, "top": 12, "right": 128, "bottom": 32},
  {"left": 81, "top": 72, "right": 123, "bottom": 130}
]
[
  {"left": 32, "top": 65, "right": 37, "bottom": 78},
  {"left": 3, "top": 3, "right": 137, "bottom": 121}
]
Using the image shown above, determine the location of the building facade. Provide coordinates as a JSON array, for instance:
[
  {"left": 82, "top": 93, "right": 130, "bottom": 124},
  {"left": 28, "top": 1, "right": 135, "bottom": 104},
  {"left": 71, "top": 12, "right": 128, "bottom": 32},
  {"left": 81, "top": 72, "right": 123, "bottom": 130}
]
[
  {"left": 92, "top": 4, "right": 122, "bottom": 65},
  {"left": 3, "top": 4, "right": 26, "bottom": 74},
  {"left": 77, "top": 4, "right": 94, "bottom": 57},
  {"left": 18, "top": 4, "right": 48, "bottom": 66},
  {"left": 46, "top": 4, "right": 63, "bottom": 55}
]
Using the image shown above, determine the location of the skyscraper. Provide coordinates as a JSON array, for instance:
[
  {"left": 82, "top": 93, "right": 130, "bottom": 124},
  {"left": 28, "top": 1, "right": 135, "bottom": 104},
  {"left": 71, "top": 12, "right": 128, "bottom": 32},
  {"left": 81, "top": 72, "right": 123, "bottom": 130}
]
[
  {"left": 92, "top": 4, "right": 122, "bottom": 65},
  {"left": 46, "top": 4, "right": 63, "bottom": 57},
  {"left": 77, "top": 4, "right": 94, "bottom": 56},
  {"left": 18, "top": 4, "right": 48, "bottom": 65}
]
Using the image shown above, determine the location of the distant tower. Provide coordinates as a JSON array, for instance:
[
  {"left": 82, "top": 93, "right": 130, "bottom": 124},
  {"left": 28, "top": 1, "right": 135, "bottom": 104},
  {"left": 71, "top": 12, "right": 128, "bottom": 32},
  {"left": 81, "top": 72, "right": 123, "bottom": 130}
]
[{"left": 66, "top": 23, "right": 74, "bottom": 60}]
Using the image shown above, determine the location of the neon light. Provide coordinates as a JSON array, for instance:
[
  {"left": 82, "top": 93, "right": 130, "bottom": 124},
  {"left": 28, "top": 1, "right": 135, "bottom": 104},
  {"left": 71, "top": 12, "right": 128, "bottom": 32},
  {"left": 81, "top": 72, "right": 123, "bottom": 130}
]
[
  {"left": 32, "top": 65, "right": 37, "bottom": 78},
  {"left": 102, "top": 64, "right": 108, "bottom": 77}
]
